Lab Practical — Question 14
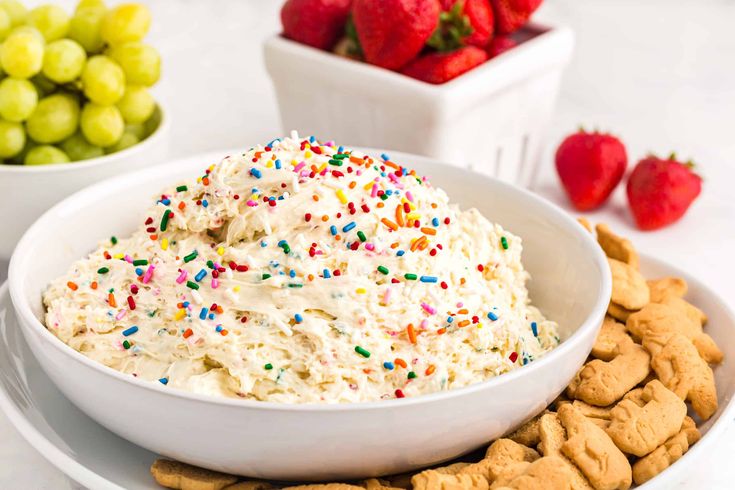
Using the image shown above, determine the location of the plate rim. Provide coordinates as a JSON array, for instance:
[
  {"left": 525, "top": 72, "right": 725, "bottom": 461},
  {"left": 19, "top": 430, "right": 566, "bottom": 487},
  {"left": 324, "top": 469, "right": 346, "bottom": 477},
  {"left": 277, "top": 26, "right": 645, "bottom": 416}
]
[{"left": 2, "top": 252, "right": 735, "bottom": 489}]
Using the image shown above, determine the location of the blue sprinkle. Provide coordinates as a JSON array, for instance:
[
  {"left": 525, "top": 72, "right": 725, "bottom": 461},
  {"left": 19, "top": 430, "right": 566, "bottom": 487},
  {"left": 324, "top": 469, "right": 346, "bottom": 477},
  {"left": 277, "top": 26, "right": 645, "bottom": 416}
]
[
  {"left": 251, "top": 187, "right": 259, "bottom": 193},
  {"left": 159, "top": 378, "right": 168, "bottom": 385},
  {"left": 447, "top": 317, "right": 454, "bottom": 323},
  {"left": 294, "top": 313, "right": 303, "bottom": 323},
  {"left": 183, "top": 301, "right": 190, "bottom": 308},
  {"left": 260, "top": 241, "right": 268, "bottom": 247},
  {"left": 122, "top": 326, "right": 138, "bottom": 336},
  {"left": 330, "top": 225, "right": 338, "bottom": 236},
  {"left": 199, "top": 307, "right": 208, "bottom": 320},
  {"left": 208, "top": 313, "right": 215, "bottom": 320},
  {"left": 396, "top": 250, "right": 405, "bottom": 257},
  {"left": 487, "top": 311, "right": 499, "bottom": 321},
  {"left": 342, "top": 221, "right": 356, "bottom": 232},
  {"left": 135, "top": 267, "right": 144, "bottom": 276},
  {"left": 250, "top": 168, "right": 262, "bottom": 179},
  {"left": 385, "top": 189, "right": 393, "bottom": 196},
  {"left": 215, "top": 325, "right": 223, "bottom": 332},
  {"left": 277, "top": 195, "right": 284, "bottom": 200},
  {"left": 161, "top": 198, "right": 170, "bottom": 205},
  {"left": 278, "top": 239, "right": 287, "bottom": 246},
  {"left": 531, "top": 322, "right": 538, "bottom": 336},
  {"left": 523, "top": 357, "right": 529, "bottom": 365},
  {"left": 381, "top": 153, "right": 390, "bottom": 161},
  {"left": 337, "top": 146, "right": 344, "bottom": 153},
  {"left": 432, "top": 217, "right": 439, "bottom": 227},
  {"left": 195, "top": 269, "right": 207, "bottom": 282},
  {"left": 380, "top": 172, "right": 386, "bottom": 177},
  {"left": 383, "top": 361, "right": 394, "bottom": 370},
  {"left": 419, "top": 275, "right": 438, "bottom": 283},
  {"left": 309, "top": 135, "right": 316, "bottom": 143},
  {"left": 202, "top": 199, "right": 208, "bottom": 208},
  {"left": 275, "top": 159, "right": 282, "bottom": 169},
  {"left": 289, "top": 269, "right": 296, "bottom": 278},
  {"left": 323, "top": 269, "right": 331, "bottom": 278}
]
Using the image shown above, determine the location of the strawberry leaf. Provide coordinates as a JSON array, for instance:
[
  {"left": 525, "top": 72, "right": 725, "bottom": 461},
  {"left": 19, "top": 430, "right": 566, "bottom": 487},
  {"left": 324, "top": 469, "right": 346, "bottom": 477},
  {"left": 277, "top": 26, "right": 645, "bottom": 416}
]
[{"left": 426, "top": 2, "right": 474, "bottom": 52}]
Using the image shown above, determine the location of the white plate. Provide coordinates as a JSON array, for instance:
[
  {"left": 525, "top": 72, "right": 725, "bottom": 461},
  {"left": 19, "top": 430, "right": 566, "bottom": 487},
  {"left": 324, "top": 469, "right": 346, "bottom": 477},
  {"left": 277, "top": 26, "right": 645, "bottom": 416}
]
[{"left": 2, "top": 253, "right": 735, "bottom": 489}]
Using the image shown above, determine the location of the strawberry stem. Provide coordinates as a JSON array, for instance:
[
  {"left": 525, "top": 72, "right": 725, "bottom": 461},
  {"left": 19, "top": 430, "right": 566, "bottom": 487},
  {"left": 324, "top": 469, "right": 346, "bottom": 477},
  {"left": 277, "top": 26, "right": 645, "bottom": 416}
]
[{"left": 426, "top": 2, "right": 474, "bottom": 52}]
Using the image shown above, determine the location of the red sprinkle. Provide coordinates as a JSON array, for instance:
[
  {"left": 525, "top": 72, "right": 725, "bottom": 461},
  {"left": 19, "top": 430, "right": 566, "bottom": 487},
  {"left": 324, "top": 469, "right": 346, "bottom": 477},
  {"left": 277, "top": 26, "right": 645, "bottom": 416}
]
[
  {"left": 183, "top": 328, "right": 193, "bottom": 338},
  {"left": 130, "top": 284, "right": 139, "bottom": 294},
  {"left": 127, "top": 295, "right": 136, "bottom": 310},
  {"left": 395, "top": 389, "right": 405, "bottom": 398},
  {"left": 304, "top": 213, "right": 312, "bottom": 222},
  {"left": 509, "top": 352, "right": 519, "bottom": 363}
]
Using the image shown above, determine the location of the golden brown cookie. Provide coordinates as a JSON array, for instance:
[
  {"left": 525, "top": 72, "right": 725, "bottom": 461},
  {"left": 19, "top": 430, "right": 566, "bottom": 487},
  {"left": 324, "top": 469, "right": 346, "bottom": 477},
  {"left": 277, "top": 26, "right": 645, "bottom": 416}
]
[
  {"left": 606, "top": 380, "right": 687, "bottom": 457},
  {"left": 558, "top": 404, "right": 632, "bottom": 490},
  {"left": 566, "top": 342, "right": 651, "bottom": 407},
  {"left": 606, "top": 303, "right": 634, "bottom": 323},
  {"left": 648, "top": 334, "right": 718, "bottom": 420},
  {"left": 631, "top": 417, "right": 700, "bottom": 485},
  {"left": 591, "top": 317, "right": 633, "bottom": 361},
  {"left": 596, "top": 224, "right": 639, "bottom": 270},
  {"left": 459, "top": 439, "right": 539, "bottom": 481},
  {"left": 660, "top": 295, "right": 708, "bottom": 326},
  {"left": 506, "top": 412, "right": 550, "bottom": 447},
  {"left": 578, "top": 217, "right": 593, "bottom": 233},
  {"left": 411, "top": 471, "right": 489, "bottom": 490},
  {"left": 361, "top": 478, "right": 404, "bottom": 490},
  {"left": 608, "top": 258, "right": 649, "bottom": 310},
  {"left": 223, "top": 482, "right": 273, "bottom": 490},
  {"left": 150, "top": 459, "right": 239, "bottom": 490},
  {"left": 287, "top": 485, "right": 363, "bottom": 490},
  {"left": 627, "top": 303, "right": 722, "bottom": 364},
  {"left": 646, "top": 277, "right": 688, "bottom": 303},
  {"left": 536, "top": 413, "right": 593, "bottom": 490},
  {"left": 489, "top": 457, "right": 573, "bottom": 490}
]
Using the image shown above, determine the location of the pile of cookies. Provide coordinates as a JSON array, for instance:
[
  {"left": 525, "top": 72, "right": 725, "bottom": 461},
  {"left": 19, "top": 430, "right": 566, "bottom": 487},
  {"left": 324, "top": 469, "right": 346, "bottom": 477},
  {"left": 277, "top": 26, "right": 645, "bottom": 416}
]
[{"left": 150, "top": 222, "right": 722, "bottom": 490}]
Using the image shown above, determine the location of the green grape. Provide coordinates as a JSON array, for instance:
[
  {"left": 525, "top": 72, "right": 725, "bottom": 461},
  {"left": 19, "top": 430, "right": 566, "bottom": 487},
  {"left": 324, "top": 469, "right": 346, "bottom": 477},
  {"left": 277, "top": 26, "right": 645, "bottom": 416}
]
[
  {"left": 25, "top": 144, "right": 70, "bottom": 165},
  {"left": 6, "top": 138, "right": 35, "bottom": 164},
  {"left": 80, "top": 102, "right": 123, "bottom": 147},
  {"left": 105, "top": 130, "right": 137, "bottom": 153},
  {"left": 124, "top": 122, "right": 144, "bottom": 139},
  {"left": 61, "top": 131, "right": 104, "bottom": 160},
  {"left": 43, "top": 39, "right": 87, "bottom": 83},
  {"left": 116, "top": 85, "right": 154, "bottom": 124},
  {"left": 0, "top": 118, "right": 23, "bottom": 157},
  {"left": 81, "top": 55, "right": 125, "bottom": 105},
  {"left": 76, "top": 0, "right": 106, "bottom": 12},
  {"left": 26, "top": 93, "right": 80, "bottom": 144},
  {"left": 31, "top": 73, "right": 56, "bottom": 96},
  {"left": 0, "top": 28, "right": 44, "bottom": 78},
  {"left": 0, "top": 0, "right": 27, "bottom": 27},
  {"left": 0, "top": 9, "right": 11, "bottom": 41},
  {"left": 28, "top": 5, "right": 70, "bottom": 42},
  {"left": 68, "top": 6, "right": 106, "bottom": 54},
  {"left": 142, "top": 104, "right": 160, "bottom": 136},
  {"left": 0, "top": 78, "right": 37, "bottom": 121},
  {"left": 100, "top": 3, "right": 150, "bottom": 46},
  {"left": 108, "top": 42, "right": 160, "bottom": 86}
]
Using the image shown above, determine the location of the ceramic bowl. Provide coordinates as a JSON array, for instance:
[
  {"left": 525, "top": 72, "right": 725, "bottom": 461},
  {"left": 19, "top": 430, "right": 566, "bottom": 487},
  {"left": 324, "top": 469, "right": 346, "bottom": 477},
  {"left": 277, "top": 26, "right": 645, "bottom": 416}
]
[{"left": 8, "top": 149, "right": 610, "bottom": 480}]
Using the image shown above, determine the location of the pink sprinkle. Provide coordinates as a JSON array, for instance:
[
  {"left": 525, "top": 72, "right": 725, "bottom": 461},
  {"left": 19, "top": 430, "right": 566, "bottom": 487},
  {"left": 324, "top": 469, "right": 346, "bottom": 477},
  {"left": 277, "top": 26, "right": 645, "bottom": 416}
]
[
  {"left": 124, "top": 254, "right": 133, "bottom": 263},
  {"left": 211, "top": 278, "right": 219, "bottom": 289},
  {"left": 420, "top": 319, "right": 428, "bottom": 330},
  {"left": 246, "top": 200, "right": 258, "bottom": 207},
  {"left": 382, "top": 288, "right": 392, "bottom": 304},
  {"left": 142, "top": 265, "right": 155, "bottom": 284},
  {"left": 370, "top": 184, "right": 378, "bottom": 198},
  {"left": 406, "top": 191, "right": 414, "bottom": 202},
  {"left": 115, "top": 309, "right": 127, "bottom": 321},
  {"left": 294, "top": 161, "right": 306, "bottom": 172},
  {"left": 421, "top": 302, "right": 437, "bottom": 315},
  {"left": 319, "top": 167, "right": 328, "bottom": 176},
  {"left": 176, "top": 270, "right": 188, "bottom": 284},
  {"left": 356, "top": 169, "right": 362, "bottom": 176},
  {"left": 365, "top": 243, "right": 375, "bottom": 251},
  {"left": 456, "top": 302, "right": 464, "bottom": 308}
]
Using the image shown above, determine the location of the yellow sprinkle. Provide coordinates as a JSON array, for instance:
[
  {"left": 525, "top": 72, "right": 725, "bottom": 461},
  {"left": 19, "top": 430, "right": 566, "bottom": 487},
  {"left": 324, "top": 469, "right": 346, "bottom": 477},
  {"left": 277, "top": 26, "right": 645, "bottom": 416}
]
[
  {"left": 174, "top": 309, "right": 186, "bottom": 321},
  {"left": 233, "top": 286, "right": 241, "bottom": 292},
  {"left": 356, "top": 288, "right": 366, "bottom": 294},
  {"left": 161, "top": 238, "right": 169, "bottom": 251},
  {"left": 113, "top": 253, "right": 124, "bottom": 259},
  {"left": 217, "top": 246, "right": 225, "bottom": 256},
  {"left": 477, "top": 323, "right": 483, "bottom": 329},
  {"left": 265, "top": 161, "right": 273, "bottom": 168},
  {"left": 406, "top": 212, "right": 421, "bottom": 220},
  {"left": 305, "top": 151, "right": 312, "bottom": 158},
  {"left": 363, "top": 182, "right": 374, "bottom": 191},
  {"left": 336, "top": 189, "right": 348, "bottom": 204},
  {"left": 318, "top": 162, "right": 327, "bottom": 173},
  {"left": 291, "top": 159, "right": 298, "bottom": 166},
  {"left": 196, "top": 177, "right": 202, "bottom": 183}
]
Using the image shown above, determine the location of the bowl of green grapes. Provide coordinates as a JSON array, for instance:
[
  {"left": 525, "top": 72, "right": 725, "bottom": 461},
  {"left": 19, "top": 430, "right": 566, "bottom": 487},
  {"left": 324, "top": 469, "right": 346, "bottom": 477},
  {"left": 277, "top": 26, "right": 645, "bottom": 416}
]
[{"left": 0, "top": 0, "right": 169, "bottom": 258}]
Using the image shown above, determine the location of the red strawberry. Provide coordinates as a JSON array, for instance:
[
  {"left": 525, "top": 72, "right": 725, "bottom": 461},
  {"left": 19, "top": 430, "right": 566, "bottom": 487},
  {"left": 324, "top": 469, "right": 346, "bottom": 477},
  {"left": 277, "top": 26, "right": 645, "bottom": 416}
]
[
  {"left": 487, "top": 34, "right": 517, "bottom": 57},
  {"left": 626, "top": 155, "right": 702, "bottom": 230},
  {"left": 555, "top": 130, "right": 628, "bottom": 211},
  {"left": 352, "top": 0, "right": 441, "bottom": 70},
  {"left": 491, "top": 0, "right": 542, "bottom": 34},
  {"left": 281, "top": 0, "right": 352, "bottom": 50},
  {"left": 430, "top": 0, "right": 494, "bottom": 49},
  {"left": 401, "top": 45, "right": 488, "bottom": 83}
]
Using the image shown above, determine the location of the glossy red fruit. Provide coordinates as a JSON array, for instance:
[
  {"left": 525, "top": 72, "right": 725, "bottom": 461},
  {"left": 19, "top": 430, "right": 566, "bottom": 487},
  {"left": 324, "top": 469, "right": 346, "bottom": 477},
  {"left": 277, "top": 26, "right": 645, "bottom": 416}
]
[
  {"left": 401, "top": 45, "right": 488, "bottom": 83},
  {"left": 487, "top": 34, "right": 517, "bottom": 57},
  {"left": 627, "top": 155, "right": 702, "bottom": 230},
  {"left": 352, "top": 0, "right": 441, "bottom": 70},
  {"left": 433, "top": 0, "right": 494, "bottom": 48},
  {"left": 555, "top": 130, "right": 628, "bottom": 211},
  {"left": 281, "top": 0, "right": 352, "bottom": 50},
  {"left": 490, "top": 0, "right": 542, "bottom": 34}
]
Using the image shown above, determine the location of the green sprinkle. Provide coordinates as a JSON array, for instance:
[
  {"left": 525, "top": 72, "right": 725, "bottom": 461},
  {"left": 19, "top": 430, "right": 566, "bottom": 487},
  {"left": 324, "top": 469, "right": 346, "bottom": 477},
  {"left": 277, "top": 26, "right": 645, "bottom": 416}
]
[
  {"left": 132, "top": 259, "right": 148, "bottom": 266},
  {"left": 97, "top": 267, "right": 109, "bottom": 274},
  {"left": 122, "top": 340, "right": 131, "bottom": 349},
  {"left": 183, "top": 250, "right": 198, "bottom": 263},
  {"left": 355, "top": 346, "right": 371, "bottom": 358},
  {"left": 407, "top": 371, "right": 417, "bottom": 379},
  {"left": 501, "top": 236, "right": 509, "bottom": 250},
  {"left": 262, "top": 273, "right": 272, "bottom": 280},
  {"left": 404, "top": 273, "right": 418, "bottom": 280},
  {"left": 160, "top": 210, "right": 170, "bottom": 231},
  {"left": 333, "top": 153, "right": 348, "bottom": 160},
  {"left": 110, "top": 236, "right": 118, "bottom": 245},
  {"left": 287, "top": 283, "right": 304, "bottom": 288},
  {"left": 377, "top": 265, "right": 389, "bottom": 275},
  {"left": 328, "top": 159, "right": 343, "bottom": 166},
  {"left": 186, "top": 280, "right": 199, "bottom": 290},
  {"left": 380, "top": 193, "right": 389, "bottom": 201},
  {"left": 282, "top": 244, "right": 291, "bottom": 254},
  {"left": 357, "top": 230, "right": 367, "bottom": 242},
  {"left": 264, "top": 363, "right": 273, "bottom": 370},
  {"left": 206, "top": 260, "right": 215, "bottom": 269},
  {"left": 176, "top": 185, "right": 188, "bottom": 192}
]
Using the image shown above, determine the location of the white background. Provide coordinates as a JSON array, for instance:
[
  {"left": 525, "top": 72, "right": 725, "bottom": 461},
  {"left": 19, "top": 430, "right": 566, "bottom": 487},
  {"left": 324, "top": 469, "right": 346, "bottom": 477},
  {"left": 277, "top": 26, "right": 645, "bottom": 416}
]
[{"left": 1, "top": 0, "right": 734, "bottom": 488}]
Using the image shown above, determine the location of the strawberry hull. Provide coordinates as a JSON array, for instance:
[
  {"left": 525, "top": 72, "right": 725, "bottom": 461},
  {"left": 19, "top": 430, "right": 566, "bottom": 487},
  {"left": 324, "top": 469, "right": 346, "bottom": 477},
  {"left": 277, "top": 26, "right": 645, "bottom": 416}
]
[{"left": 264, "top": 23, "right": 574, "bottom": 188}]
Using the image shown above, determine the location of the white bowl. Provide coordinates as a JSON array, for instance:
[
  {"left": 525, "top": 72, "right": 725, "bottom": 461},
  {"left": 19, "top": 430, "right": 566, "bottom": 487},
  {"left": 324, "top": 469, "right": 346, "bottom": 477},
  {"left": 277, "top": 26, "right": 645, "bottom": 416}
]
[
  {"left": 0, "top": 104, "right": 170, "bottom": 259},
  {"left": 264, "top": 23, "right": 574, "bottom": 188},
  {"left": 8, "top": 149, "right": 610, "bottom": 481}
]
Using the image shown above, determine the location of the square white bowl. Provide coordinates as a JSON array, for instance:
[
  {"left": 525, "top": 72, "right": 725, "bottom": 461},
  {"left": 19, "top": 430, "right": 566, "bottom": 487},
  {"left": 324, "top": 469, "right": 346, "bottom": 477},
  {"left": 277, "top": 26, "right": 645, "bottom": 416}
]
[{"left": 264, "top": 23, "right": 574, "bottom": 188}]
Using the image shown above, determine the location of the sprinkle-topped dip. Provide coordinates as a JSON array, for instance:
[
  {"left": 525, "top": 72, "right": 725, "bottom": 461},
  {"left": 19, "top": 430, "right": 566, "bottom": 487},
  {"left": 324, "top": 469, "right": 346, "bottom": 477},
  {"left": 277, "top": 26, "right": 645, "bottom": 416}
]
[{"left": 43, "top": 133, "right": 559, "bottom": 403}]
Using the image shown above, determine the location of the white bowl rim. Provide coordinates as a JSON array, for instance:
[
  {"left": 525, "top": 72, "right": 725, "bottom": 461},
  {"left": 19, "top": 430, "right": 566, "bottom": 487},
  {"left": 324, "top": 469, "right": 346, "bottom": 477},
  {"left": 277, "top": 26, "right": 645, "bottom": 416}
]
[
  {"left": 9, "top": 147, "right": 611, "bottom": 412},
  {"left": 0, "top": 102, "right": 169, "bottom": 174}
]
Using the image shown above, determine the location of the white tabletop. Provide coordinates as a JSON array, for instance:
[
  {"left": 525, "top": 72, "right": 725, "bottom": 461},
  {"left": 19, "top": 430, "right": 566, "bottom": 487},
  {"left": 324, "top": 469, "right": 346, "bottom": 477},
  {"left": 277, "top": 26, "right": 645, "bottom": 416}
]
[{"left": 1, "top": 0, "right": 734, "bottom": 488}]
